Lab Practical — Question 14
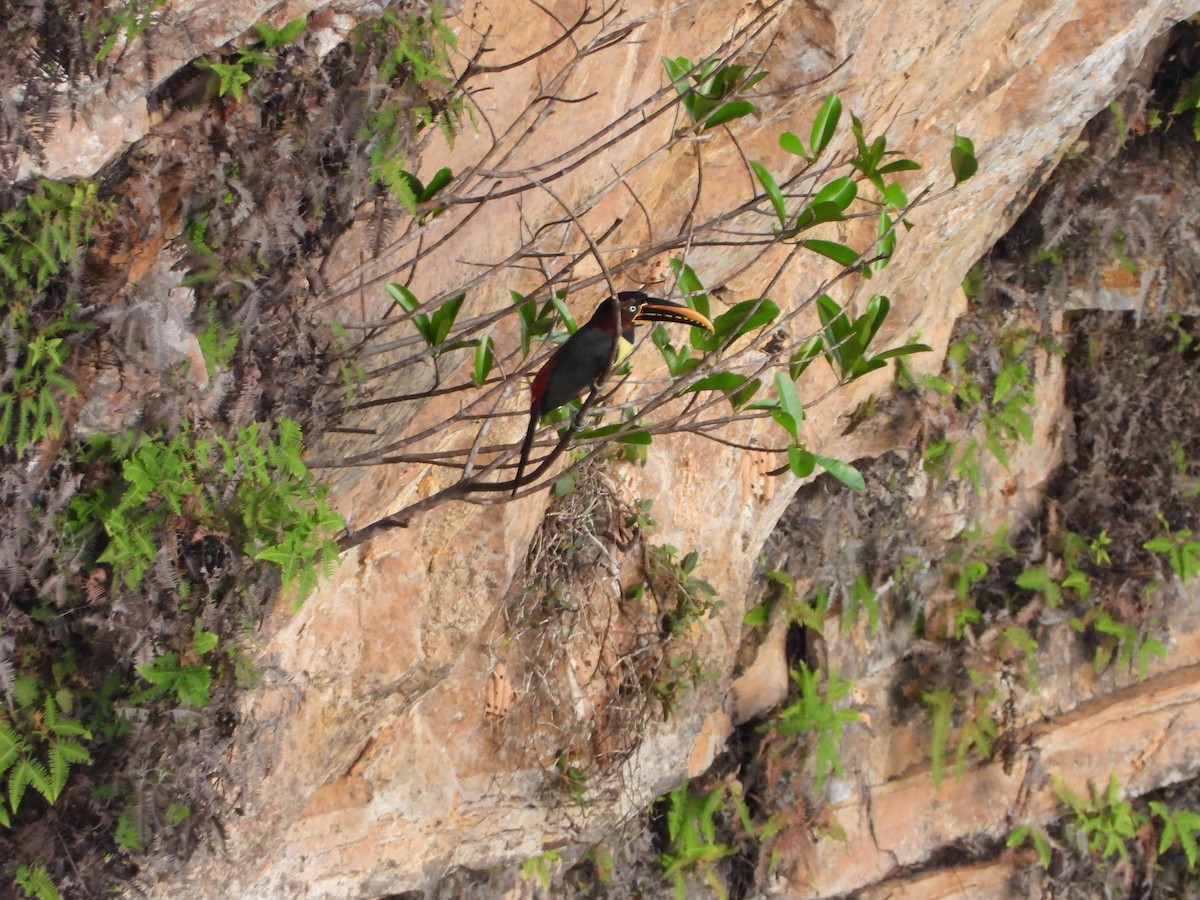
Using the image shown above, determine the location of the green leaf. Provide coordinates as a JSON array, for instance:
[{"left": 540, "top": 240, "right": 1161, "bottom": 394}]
[
  {"left": 166, "top": 801, "right": 192, "bottom": 826},
  {"left": 810, "top": 93, "right": 842, "bottom": 157},
  {"left": 802, "top": 239, "right": 861, "bottom": 267},
  {"left": 387, "top": 283, "right": 434, "bottom": 344},
  {"left": 814, "top": 455, "right": 864, "bottom": 491},
  {"left": 422, "top": 166, "right": 454, "bottom": 200},
  {"left": 1008, "top": 824, "right": 1053, "bottom": 868},
  {"left": 688, "top": 372, "right": 749, "bottom": 394},
  {"left": 396, "top": 170, "right": 424, "bottom": 205},
  {"left": 787, "top": 445, "right": 815, "bottom": 478},
  {"left": 115, "top": 805, "right": 146, "bottom": 851},
  {"left": 277, "top": 15, "right": 308, "bottom": 43},
  {"left": 729, "top": 377, "right": 762, "bottom": 410},
  {"left": 877, "top": 158, "right": 921, "bottom": 176},
  {"left": 709, "top": 298, "right": 779, "bottom": 342},
  {"left": 137, "top": 653, "right": 181, "bottom": 686},
  {"left": 811, "top": 176, "right": 857, "bottom": 211},
  {"left": 616, "top": 429, "right": 652, "bottom": 445},
  {"left": 779, "top": 131, "right": 808, "bottom": 159},
  {"left": 1143, "top": 536, "right": 1174, "bottom": 554},
  {"left": 790, "top": 336, "right": 823, "bottom": 380},
  {"left": 863, "top": 294, "right": 891, "bottom": 346},
  {"left": 864, "top": 135, "right": 887, "bottom": 172},
  {"left": 549, "top": 292, "right": 578, "bottom": 334},
  {"left": 774, "top": 372, "right": 804, "bottom": 432},
  {"left": 870, "top": 342, "right": 933, "bottom": 362},
  {"left": 740, "top": 69, "right": 768, "bottom": 92},
  {"left": 817, "top": 294, "right": 850, "bottom": 350},
  {"left": 193, "top": 630, "right": 219, "bottom": 655},
  {"left": 690, "top": 372, "right": 760, "bottom": 409},
  {"left": 786, "top": 201, "right": 846, "bottom": 236},
  {"left": 577, "top": 422, "right": 650, "bottom": 445},
  {"left": 702, "top": 100, "right": 756, "bottom": 130},
  {"left": 670, "top": 259, "right": 710, "bottom": 320},
  {"left": 514, "top": 290, "right": 552, "bottom": 357},
  {"left": 1178, "top": 812, "right": 1200, "bottom": 868},
  {"left": 472, "top": 335, "right": 495, "bottom": 387},
  {"left": 175, "top": 665, "right": 212, "bottom": 707},
  {"left": 875, "top": 211, "right": 897, "bottom": 268},
  {"left": 771, "top": 409, "right": 798, "bottom": 439},
  {"left": 880, "top": 182, "right": 910, "bottom": 209},
  {"left": 0, "top": 724, "right": 25, "bottom": 773},
  {"left": 848, "top": 114, "right": 876, "bottom": 170},
  {"left": 951, "top": 135, "right": 979, "bottom": 185},
  {"left": 0, "top": 395, "right": 13, "bottom": 446},
  {"left": 681, "top": 550, "right": 699, "bottom": 573},
  {"left": 662, "top": 56, "right": 692, "bottom": 94},
  {"left": 743, "top": 602, "right": 771, "bottom": 626},
  {"left": 49, "top": 739, "right": 90, "bottom": 799},
  {"left": 8, "top": 758, "right": 30, "bottom": 811},
  {"left": 576, "top": 422, "right": 623, "bottom": 440},
  {"left": 752, "top": 161, "right": 786, "bottom": 225},
  {"left": 429, "top": 294, "right": 465, "bottom": 346},
  {"left": 1016, "top": 566, "right": 1062, "bottom": 607}
]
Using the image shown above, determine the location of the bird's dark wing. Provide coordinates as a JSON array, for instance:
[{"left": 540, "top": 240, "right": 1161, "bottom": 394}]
[{"left": 536, "top": 327, "right": 616, "bottom": 413}]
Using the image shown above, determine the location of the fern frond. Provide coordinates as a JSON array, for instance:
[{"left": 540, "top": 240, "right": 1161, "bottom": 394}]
[
  {"left": 0, "top": 720, "right": 27, "bottom": 773},
  {"left": 9, "top": 756, "right": 52, "bottom": 811},
  {"left": 0, "top": 652, "right": 14, "bottom": 705},
  {"left": 48, "top": 738, "right": 91, "bottom": 800}
]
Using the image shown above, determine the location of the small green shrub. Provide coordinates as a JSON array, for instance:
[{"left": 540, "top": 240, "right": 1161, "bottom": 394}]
[
  {"left": 353, "top": 3, "right": 468, "bottom": 209},
  {"left": 916, "top": 326, "right": 1036, "bottom": 485},
  {"left": 73, "top": 419, "right": 342, "bottom": 601},
  {"left": 89, "top": 0, "right": 167, "bottom": 61},
  {"left": 131, "top": 630, "right": 220, "bottom": 708},
  {"left": 659, "top": 780, "right": 753, "bottom": 899},
  {"left": 520, "top": 850, "right": 561, "bottom": 890},
  {"left": 1144, "top": 516, "right": 1200, "bottom": 584},
  {"left": 771, "top": 662, "right": 859, "bottom": 794},
  {"left": 0, "top": 179, "right": 106, "bottom": 457},
  {"left": 1150, "top": 800, "right": 1200, "bottom": 872},
  {"left": 1056, "top": 774, "right": 1146, "bottom": 865},
  {"left": 1007, "top": 822, "right": 1054, "bottom": 868},
  {"left": 1010, "top": 783, "right": 1200, "bottom": 878}
]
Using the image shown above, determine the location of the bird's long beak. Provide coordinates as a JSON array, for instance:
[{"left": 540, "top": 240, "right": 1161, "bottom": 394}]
[{"left": 632, "top": 298, "right": 715, "bottom": 331}]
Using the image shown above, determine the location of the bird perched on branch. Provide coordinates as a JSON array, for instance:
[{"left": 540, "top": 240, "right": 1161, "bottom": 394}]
[{"left": 512, "top": 291, "right": 715, "bottom": 495}]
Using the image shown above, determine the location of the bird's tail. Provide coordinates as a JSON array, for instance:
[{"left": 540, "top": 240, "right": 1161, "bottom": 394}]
[{"left": 512, "top": 412, "right": 539, "bottom": 497}]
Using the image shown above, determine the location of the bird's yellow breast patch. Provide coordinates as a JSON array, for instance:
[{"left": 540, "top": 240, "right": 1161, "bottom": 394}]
[{"left": 615, "top": 335, "right": 634, "bottom": 364}]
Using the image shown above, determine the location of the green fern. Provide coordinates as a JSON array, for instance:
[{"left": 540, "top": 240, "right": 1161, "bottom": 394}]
[
  {"left": 659, "top": 781, "right": 736, "bottom": 898},
  {"left": 920, "top": 689, "right": 954, "bottom": 787},
  {"left": 772, "top": 662, "right": 860, "bottom": 793},
  {"left": 353, "top": 3, "right": 471, "bottom": 208},
  {"left": 0, "top": 179, "right": 104, "bottom": 457},
  {"left": 114, "top": 802, "right": 147, "bottom": 851},
  {"left": 89, "top": 0, "right": 167, "bottom": 61},
  {"left": 12, "top": 862, "right": 60, "bottom": 900},
  {"left": 0, "top": 696, "right": 92, "bottom": 828}
]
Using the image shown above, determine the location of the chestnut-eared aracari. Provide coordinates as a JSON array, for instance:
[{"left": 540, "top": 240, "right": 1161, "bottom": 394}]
[{"left": 512, "top": 291, "right": 715, "bottom": 495}]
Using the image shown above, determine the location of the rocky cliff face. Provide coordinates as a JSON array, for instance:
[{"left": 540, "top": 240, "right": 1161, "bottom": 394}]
[{"left": 11, "top": 0, "right": 1200, "bottom": 896}]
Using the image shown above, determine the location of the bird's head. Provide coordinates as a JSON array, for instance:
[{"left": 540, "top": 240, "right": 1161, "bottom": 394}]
[{"left": 597, "top": 290, "right": 716, "bottom": 333}]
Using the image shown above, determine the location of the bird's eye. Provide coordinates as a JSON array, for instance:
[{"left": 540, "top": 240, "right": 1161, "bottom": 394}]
[{"left": 628, "top": 304, "right": 638, "bottom": 313}]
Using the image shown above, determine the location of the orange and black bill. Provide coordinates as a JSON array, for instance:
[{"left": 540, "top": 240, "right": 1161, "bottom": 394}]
[{"left": 632, "top": 298, "right": 715, "bottom": 331}]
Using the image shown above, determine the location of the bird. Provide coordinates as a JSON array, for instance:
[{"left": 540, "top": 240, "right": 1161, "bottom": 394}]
[{"left": 512, "top": 290, "right": 715, "bottom": 495}]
